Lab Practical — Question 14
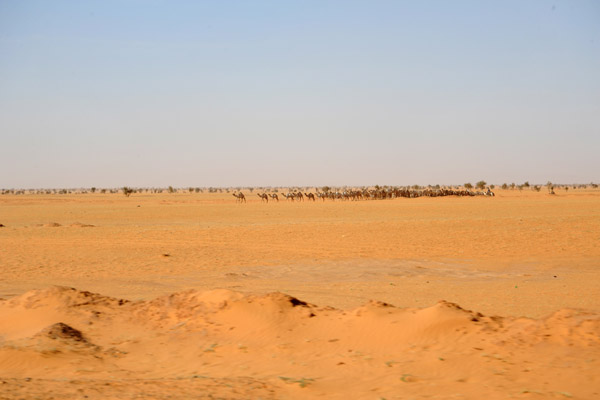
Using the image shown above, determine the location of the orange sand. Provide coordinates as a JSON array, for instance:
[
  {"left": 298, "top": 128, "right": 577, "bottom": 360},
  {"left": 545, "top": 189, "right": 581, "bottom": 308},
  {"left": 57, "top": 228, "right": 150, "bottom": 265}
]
[{"left": 0, "top": 189, "right": 599, "bottom": 398}]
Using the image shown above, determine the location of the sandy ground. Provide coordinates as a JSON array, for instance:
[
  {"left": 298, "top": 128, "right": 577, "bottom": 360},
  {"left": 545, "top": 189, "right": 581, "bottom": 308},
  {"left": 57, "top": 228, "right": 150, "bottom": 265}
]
[{"left": 1, "top": 188, "right": 599, "bottom": 399}]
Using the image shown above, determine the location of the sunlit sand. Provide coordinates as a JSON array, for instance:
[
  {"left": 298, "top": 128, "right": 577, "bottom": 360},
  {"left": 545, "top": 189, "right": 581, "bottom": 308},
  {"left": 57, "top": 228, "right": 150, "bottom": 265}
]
[{"left": 1, "top": 188, "right": 599, "bottom": 399}]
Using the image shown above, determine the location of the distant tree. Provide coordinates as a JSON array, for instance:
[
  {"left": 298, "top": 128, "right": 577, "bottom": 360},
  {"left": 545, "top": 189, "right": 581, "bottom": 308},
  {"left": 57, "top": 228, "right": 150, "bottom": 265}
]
[
  {"left": 464, "top": 183, "right": 473, "bottom": 189},
  {"left": 168, "top": 186, "right": 175, "bottom": 193},
  {"left": 523, "top": 181, "right": 530, "bottom": 187},
  {"left": 189, "top": 187, "right": 194, "bottom": 193},
  {"left": 591, "top": 182, "right": 599, "bottom": 188},
  {"left": 122, "top": 187, "right": 133, "bottom": 197},
  {"left": 90, "top": 187, "right": 96, "bottom": 193},
  {"left": 510, "top": 183, "right": 516, "bottom": 189},
  {"left": 501, "top": 183, "right": 508, "bottom": 190},
  {"left": 490, "top": 184, "right": 495, "bottom": 189},
  {"left": 322, "top": 186, "right": 331, "bottom": 193},
  {"left": 564, "top": 186, "right": 569, "bottom": 192},
  {"left": 476, "top": 180, "right": 486, "bottom": 190}
]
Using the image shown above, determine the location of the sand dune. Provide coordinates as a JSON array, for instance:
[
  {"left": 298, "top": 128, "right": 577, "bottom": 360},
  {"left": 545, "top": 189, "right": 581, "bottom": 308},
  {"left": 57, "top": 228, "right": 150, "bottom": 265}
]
[{"left": 1, "top": 286, "right": 598, "bottom": 399}]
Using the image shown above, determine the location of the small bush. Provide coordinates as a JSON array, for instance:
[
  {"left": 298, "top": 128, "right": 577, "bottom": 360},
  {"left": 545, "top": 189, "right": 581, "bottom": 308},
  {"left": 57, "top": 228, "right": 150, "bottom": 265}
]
[
  {"left": 464, "top": 183, "right": 473, "bottom": 189},
  {"left": 501, "top": 183, "right": 508, "bottom": 190},
  {"left": 475, "top": 180, "right": 486, "bottom": 189}
]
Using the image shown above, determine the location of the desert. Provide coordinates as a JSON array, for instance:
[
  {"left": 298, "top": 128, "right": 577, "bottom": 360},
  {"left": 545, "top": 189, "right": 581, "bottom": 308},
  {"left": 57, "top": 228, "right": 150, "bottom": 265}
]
[
  {"left": 4, "top": 1, "right": 599, "bottom": 398},
  {"left": 1, "top": 187, "right": 599, "bottom": 399}
]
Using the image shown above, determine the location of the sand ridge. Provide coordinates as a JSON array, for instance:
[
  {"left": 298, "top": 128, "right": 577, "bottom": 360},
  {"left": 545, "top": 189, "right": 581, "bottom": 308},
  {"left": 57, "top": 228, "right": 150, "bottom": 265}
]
[{"left": 0, "top": 286, "right": 599, "bottom": 399}]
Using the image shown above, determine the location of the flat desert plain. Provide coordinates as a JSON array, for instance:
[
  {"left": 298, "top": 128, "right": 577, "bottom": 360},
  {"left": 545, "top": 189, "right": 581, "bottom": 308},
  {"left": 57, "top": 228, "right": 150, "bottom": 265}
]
[{"left": 0, "top": 189, "right": 599, "bottom": 399}]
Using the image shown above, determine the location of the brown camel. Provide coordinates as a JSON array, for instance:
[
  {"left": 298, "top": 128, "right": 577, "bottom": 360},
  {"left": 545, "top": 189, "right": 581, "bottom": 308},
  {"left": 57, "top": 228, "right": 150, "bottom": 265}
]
[
  {"left": 232, "top": 192, "right": 246, "bottom": 203},
  {"left": 257, "top": 193, "right": 269, "bottom": 203},
  {"left": 304, "top": 192, "right": 316, "bottom": 201},
  {"left": 269, "top": 194, "right": 279, "bottom": 202}
]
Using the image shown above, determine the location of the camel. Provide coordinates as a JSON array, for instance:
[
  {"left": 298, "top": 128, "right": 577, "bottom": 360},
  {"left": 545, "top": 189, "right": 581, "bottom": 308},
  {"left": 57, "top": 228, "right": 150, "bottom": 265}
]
[
  {"left": 232, "top": 192, "right": 246, "bottom": 203},
  {"left": 281, "top": 193, "right": 295, "bottom": 201},
  {"left": 257, "top": 193, "right": 269, "bottom": 203},
  {"left": 304, "top": 192, "right": 316, "bottom": 201},
  {"left": 269, "top": 194, "right": 279, "bottom": 202}
]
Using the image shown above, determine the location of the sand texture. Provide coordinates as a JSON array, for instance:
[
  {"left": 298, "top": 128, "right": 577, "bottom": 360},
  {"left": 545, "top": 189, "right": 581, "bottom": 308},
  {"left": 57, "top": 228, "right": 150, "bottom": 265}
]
[{"left": 0, "top": 189, "right": 599, "bottom": 398}]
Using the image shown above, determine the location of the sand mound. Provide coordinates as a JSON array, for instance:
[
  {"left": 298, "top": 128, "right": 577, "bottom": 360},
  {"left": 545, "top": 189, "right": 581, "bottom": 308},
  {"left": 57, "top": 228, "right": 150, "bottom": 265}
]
[
  {"left": 1, "top": 287, "right": 599, "bottom": 399},
  {"left": 3, "top": 286, "right": 128, "bottom": 310},
  {"left": 36, "top": 322, "right": 86, "bottom": 342}
]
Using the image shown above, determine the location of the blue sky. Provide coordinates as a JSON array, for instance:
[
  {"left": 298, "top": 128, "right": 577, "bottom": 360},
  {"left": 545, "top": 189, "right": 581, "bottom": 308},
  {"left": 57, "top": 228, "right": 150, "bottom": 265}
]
[{"left": 1, "top": 0, "right": 599, "bottom": 188}]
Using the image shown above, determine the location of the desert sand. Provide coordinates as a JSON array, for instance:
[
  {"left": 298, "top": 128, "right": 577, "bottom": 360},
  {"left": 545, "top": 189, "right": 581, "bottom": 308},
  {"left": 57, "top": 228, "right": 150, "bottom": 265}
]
[{"left": 1, "top": 188, "right": 599, "bottom": 399}]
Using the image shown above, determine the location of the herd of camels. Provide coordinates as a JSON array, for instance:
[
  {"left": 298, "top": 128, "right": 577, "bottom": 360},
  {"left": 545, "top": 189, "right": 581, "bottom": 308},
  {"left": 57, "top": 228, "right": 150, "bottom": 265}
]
[{"left": 232, "top": 187, "right": 495, "bottom": 203}]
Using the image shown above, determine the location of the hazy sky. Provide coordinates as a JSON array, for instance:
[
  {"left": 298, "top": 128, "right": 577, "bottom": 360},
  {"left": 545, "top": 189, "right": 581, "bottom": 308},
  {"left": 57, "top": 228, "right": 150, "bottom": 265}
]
[{"left": 1, "top": 1, "right": 599, "bottom": 188}]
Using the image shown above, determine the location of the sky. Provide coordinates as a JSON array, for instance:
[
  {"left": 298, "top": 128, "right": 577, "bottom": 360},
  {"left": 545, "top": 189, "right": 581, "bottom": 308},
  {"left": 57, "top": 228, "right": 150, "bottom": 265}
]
[{"left": 1, "top": 0, "right": 599, "bottom": 188}]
